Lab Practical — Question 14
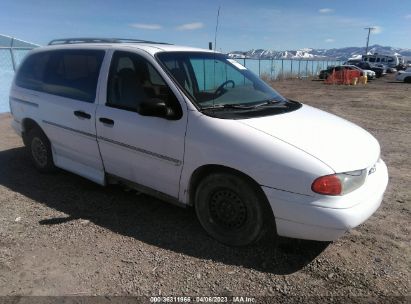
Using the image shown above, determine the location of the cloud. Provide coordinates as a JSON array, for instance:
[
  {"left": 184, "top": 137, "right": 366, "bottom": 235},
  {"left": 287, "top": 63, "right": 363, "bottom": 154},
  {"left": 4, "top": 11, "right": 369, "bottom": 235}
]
[
  {"left": 319, "top": 8, "right": 334, "bottom": 14},
  {"left": 325, "top": 38, "right": 335, "bottom": 43},
  {"left": 130, "top": 23, "right": 162, "bottom": 30},
  {"left": 371, "top": 25, "right": 382, "bottom": 34},
  {"left": 176, "top": 22, "right": 204, "bottom": 31}
]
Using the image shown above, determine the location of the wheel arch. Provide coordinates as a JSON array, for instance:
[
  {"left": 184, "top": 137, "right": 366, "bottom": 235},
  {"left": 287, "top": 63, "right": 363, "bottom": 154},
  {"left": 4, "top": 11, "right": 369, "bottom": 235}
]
[
  {"left": 21, "top": 118, "right": 43, "bottom": 146},
  {"left": 188, "top": 164, "right": 271, "bottom": 211},
  {"left": 188, "top": 164, "right": 277, "bottom": 243}
]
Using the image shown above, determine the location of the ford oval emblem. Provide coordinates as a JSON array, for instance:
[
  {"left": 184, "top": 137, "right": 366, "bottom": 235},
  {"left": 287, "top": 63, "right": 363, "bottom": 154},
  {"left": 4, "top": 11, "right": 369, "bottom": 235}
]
[{"left": 368, "top": 165, "right": 377, "bottom": 175}]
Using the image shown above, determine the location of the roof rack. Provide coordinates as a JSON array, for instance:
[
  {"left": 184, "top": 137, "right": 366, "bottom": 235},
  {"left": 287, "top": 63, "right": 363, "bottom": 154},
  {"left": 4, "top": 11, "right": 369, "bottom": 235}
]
[{"left": 48, "top": 38, "right": 171, "bottom": 46}]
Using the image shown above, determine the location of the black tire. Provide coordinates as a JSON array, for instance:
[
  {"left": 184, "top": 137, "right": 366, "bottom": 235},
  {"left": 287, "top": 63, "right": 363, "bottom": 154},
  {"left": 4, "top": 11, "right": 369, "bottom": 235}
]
[
  {"left": 195, "top": 173, "right": 272, "bottom": 246},
  {"left": 26, "top": 128, "right": 56, "bottom": 173},
  {"left": 404, "top": 77, "right": 411, "bottom": 83}
]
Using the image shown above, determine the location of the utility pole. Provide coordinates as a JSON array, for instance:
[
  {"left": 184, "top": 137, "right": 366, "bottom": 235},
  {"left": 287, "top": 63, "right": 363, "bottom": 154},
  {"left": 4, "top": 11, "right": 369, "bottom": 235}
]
[{"left": 364, "top": 27, "right": 375, "bottom": 55}]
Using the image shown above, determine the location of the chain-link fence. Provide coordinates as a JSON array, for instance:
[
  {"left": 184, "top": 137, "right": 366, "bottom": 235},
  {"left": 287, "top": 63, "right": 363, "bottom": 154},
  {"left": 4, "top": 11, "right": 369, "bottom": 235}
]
[
  {"left": 233, "top": 57, "right": 343, "bottom": 80},
  {"left": 0, "top": 35, "right": 38, "bottom": 112}
]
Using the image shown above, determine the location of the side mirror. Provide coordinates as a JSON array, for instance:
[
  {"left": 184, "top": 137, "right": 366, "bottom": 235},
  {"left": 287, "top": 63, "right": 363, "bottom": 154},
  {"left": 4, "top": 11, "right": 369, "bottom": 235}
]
[{"left": 139, "top": 98, "right": 177, "bottom": 120}]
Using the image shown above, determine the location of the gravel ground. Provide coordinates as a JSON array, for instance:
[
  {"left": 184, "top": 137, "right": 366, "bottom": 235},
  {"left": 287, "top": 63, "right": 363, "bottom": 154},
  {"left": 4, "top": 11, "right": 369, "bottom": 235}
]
[{"left": 0, "top": 74, "right": 409, "bottom": 301}]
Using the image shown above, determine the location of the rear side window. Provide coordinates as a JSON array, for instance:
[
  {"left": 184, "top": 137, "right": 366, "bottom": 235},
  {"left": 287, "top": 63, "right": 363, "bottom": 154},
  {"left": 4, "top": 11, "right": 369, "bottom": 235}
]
[
  {"left": 16, "top": 49, "right": 105, "bottom": 103},
  {"left": 43, "top": 50, "right": 105, "bottom": 102}
]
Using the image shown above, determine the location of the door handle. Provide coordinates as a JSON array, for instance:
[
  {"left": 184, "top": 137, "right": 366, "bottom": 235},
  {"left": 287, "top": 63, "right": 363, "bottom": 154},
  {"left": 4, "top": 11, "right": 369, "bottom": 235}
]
[
  {"left": 74, "top": 110, "right": 91, "bottom": 119},
  {"left": 99, "top": 117, "right": 115, "bottom": 125}
]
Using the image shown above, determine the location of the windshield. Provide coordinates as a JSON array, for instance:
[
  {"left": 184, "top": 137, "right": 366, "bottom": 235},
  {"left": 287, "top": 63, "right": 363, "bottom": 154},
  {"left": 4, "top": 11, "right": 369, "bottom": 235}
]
[{"left": 156, "top": 52, "right": 287, "bottom": 109}]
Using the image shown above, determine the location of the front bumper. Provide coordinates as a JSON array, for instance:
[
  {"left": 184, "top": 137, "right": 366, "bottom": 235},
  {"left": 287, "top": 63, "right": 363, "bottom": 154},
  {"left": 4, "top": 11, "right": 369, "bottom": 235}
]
[{"left": 262, "top": 159, "right": 389, "bottom": 241}]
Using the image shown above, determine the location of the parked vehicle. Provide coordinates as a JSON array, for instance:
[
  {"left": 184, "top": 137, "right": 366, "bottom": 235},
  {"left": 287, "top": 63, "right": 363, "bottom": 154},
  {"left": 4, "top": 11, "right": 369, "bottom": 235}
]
[
  {"left": 354, "top": 62, "right": 386, "bottom": 78},
  {"left": 318, "top": 66, "right": 357, "bottom": 80},
  {"left": 318, "top": 66, "right": 336, "bottom": 79},
  {"left": 342, "top": 64, "right": 376, "bottom": 79},
  {"left": 362, "top": 54, "right": 404, "bottom": 69},
  {"left": 9, "top": 38, "right": 389, "bottom": 246},
  {"left": 396, "top": 63, "right": 407, "bottom": 71},
  {"left": 318, "top": 65, "right": 373, "bottom": 80},
  {"left": 375, "top": 64, "right": 388, "bottom": 76},
  {"left": 395, "top": 67, "right": 411, "bottom": 83},
  {"left": 386, "top": 67, "right": 397, "bottom": 73}
]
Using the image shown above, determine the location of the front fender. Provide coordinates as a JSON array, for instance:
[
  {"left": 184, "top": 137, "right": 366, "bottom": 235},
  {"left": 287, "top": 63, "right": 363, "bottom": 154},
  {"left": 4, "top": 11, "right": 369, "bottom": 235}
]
[{"left": 178, "top": 111, "right": 333, "bottom": 204}]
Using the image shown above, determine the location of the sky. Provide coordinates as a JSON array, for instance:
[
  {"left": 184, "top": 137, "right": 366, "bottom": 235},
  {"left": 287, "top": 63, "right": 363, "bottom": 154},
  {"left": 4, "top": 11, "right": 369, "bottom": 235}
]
[{"left": 1, "top": 0, "right": 410, "bottom": 52}]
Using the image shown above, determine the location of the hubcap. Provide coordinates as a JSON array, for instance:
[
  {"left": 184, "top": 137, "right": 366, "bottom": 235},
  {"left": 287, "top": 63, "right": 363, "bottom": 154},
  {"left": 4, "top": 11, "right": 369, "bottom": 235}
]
[
  {"left": 31, "top": 137, "right": 47, "bottom": 167},
  {"left": 209, "top": 189, "right": 247, "bottom": 230}
]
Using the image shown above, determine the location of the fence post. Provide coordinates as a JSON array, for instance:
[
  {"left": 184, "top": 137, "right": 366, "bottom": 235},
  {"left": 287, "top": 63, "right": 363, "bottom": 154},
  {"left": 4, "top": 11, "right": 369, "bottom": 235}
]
[
  {"left": 281, "top": 59, "right": 284, "bottom": 80},
  {"left": 270, "top": 58, "right": 273, "bottom": 79},
  {"left": 311, "top": 60, "right": 314, "bottom": 76},
  {"left": 258, "top": 58, "right": 261, "bottom": 77},
  {"left": 9, "top": 38, "right": 17, "bottom": 72},
  {"left": 298, "top": 60, "right": 301, "bottom": 78},
  {"left": 290, "top": 60, "right": 293, "bottom": 78}
]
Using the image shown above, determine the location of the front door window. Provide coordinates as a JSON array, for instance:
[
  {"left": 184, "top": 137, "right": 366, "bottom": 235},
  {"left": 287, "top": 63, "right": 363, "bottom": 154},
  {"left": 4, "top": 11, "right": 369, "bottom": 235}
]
[{"left": 107, "top": 51, "right": 181, "bottom": 117}]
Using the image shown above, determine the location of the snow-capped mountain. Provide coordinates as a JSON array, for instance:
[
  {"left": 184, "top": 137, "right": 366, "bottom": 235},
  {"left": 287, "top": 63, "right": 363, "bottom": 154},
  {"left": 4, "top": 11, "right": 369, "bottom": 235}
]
[{"left": 228, "top": 45, "right": 411, "bottom": 60}]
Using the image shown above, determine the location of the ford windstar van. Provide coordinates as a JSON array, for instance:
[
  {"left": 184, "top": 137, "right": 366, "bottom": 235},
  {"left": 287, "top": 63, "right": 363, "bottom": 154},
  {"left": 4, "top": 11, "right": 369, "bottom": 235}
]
[{"left": 9, "top": 38, "right": 388, "bottom": 246}]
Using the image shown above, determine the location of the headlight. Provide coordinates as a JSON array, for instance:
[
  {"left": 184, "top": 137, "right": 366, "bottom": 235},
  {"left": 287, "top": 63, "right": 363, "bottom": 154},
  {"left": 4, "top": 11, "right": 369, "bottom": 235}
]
[{"left": 312, "top": 169, "right": 367, "bottom": 196}]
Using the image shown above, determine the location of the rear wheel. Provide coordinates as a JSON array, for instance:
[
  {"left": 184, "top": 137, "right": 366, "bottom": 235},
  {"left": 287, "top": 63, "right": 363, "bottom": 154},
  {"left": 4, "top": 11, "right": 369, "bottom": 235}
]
[
  {"left": 195, "top": 173, "right": 271, "bottom": 246},
  {"left": 26, "top": 128, "right": 56, "bottom": 173}
]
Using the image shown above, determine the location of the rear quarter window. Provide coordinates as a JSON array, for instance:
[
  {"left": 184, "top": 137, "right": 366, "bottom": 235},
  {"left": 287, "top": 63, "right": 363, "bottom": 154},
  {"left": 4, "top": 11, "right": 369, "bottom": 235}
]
[
  {"left": 16, "top": 49, "right": 105, "bottom": 103},
  {"left": 16, "top": 52, "right": 50, "bottom": 91}
]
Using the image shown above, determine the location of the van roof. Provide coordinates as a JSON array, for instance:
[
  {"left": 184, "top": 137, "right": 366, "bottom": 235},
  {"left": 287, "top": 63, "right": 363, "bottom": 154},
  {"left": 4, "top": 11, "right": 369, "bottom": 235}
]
[
  {"left": 48, "top": 38, "right": 170, "bottom": 45},
  {"left": 362, "top": 54, "right": 402, "bottom": 58},
  {"left": 33, "top": 42, "right": 216, "bottom": 56},
  {"left": 39, "top": 37, "right": 216, "bottom": 56}
]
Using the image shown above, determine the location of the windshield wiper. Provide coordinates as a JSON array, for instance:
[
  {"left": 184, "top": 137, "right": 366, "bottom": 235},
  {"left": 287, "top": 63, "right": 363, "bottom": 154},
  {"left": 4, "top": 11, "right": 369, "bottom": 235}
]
[
  {"left": 250, "top": 99, "right": 287, "bottom": 108},
  {"left": 200, "top": 99, "right": 284, "bottom": 111},
  {"left": 201, "top": 104, "right": 259, "bottom": 110}
]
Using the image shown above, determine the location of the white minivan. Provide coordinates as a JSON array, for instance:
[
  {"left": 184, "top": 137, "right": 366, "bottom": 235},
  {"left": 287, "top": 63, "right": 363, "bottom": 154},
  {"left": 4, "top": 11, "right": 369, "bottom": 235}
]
[
  {"left": 10, "top": 38, "right": 388, "bottom": 246},
  {"left": 362, "top": 54, "right": 404, "bottom": 68}
]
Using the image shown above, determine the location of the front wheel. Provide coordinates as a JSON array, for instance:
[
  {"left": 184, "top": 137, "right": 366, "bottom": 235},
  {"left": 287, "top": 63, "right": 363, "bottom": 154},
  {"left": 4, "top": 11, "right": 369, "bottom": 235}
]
[
  {"left": 404, "top": 77, "right": 411, "bottom": 83},
  {"left": 195, "top": 173, "right": 271, "bottom": 246},
  {"left": 26, "top": 128, "right": 56, "bottom": 173}
]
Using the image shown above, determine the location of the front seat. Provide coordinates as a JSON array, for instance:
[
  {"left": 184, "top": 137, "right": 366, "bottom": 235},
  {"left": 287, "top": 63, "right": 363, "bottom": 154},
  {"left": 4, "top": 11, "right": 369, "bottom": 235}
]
[{"left": 114, "top": 68, "right": 147, "bottom": 111}]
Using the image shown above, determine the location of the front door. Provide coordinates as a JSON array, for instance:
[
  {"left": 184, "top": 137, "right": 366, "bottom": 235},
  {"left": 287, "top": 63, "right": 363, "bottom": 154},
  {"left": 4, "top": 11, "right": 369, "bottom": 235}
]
[{"left": 96, "top": 50, "right": 187, "bottom": 199}]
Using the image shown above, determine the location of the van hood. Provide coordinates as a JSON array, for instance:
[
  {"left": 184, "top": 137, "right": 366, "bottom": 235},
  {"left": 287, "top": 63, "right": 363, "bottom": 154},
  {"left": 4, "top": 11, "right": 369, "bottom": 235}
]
[{"left": 239, "top": 104, "right": 380, "bottom": 173}]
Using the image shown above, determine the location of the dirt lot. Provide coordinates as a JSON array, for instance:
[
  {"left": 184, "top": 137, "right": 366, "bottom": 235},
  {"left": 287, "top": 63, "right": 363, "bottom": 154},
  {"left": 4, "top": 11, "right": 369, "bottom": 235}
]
[{"left": 0, "top": 74, "right": 409, "bottom": 301}]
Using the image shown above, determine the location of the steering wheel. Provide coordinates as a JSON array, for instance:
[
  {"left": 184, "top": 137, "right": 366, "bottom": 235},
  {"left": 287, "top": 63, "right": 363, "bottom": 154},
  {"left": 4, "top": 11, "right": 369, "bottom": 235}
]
[{"left": 214, "top": 80, "right": 235, "bottom": 97}]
